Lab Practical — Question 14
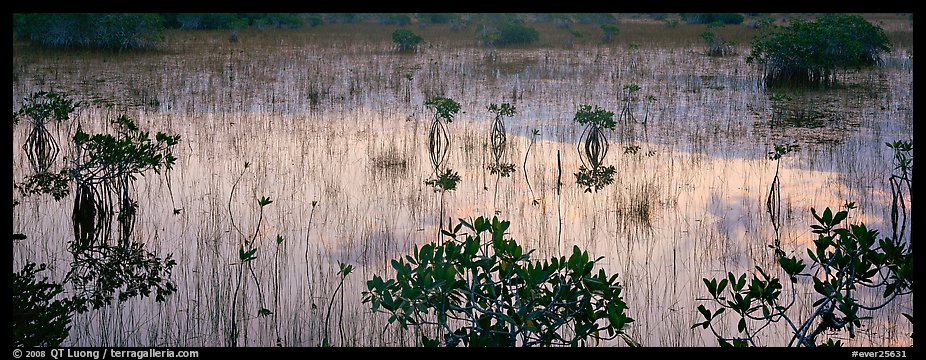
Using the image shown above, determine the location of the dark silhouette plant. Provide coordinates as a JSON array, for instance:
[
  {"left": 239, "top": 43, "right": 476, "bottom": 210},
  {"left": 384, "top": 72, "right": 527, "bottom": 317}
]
[
  {"left": 696, "top": 142, "right": 912, "bottom": 346},
  {"left": 14, "top": 91, "right": 79, "bottom": 200},
  {"left": 480, "top": 20, "right": 539, "bottom": 46},
  {"left": 486, "top": 103, "right": 516, "bottom": 178},
  {"left": 424, "top": 97, "right": 461, "bottom": 192},
  {"left": 747, "top": 14, "right": 891, "bottom": 86},
  {"left": 600, "top": 24, "right": 619, "bottom": 42},
  {"left": 885, "top": 140, "right": 911, "bottom": 244},
  {"left": 227, "top": 162, "right": 276, "bottom": 346},
  {"left": 766, "top": 143, "right": 799, "bottom": 256},
  {"left": 14, "top": 13, "right": 165, "bottom": 50},
  {"left": 392, "top": 29, "right": 423, "bottom": 52},
  {"left": 323, "top": 261, "right": 354, "bottom": 347},
  {"left": 694, "top": 204, "right": 913, "bottom": 347},
  {"left": 363, "top": 216, "right": 636, "bottom": 347},
  {"left": 65, "top": 114, "right": 180, "bottom": 310},
  {"left": 71, "top": 114, "right": 179, "bottom": 246},
  {"left": 13, "top": 262, "right": 86, "bottom": 347},
  {"left": 574, "top": 105, "right": 617, "bottom": 193},
  {"left": 523, "top": 128, "right": 541, "bottom": 206}
]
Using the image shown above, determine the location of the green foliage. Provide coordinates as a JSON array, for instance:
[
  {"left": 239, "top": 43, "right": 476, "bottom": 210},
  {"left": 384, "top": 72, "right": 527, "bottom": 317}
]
[
  {"left": 487, "top": 103, "right": 517, "bottom": 117},
  {"left": 14, "top": 91, "right": 79, "bottom": 126},
  {"left": 487, "top": 102, "right": 516, "bottom": 178},
  {"left": 325, "top": 13, "right": 362, "bottom": 23},
  {"left": 573, "top": 104, "right": 616, "bottom": 131},
  {"left": 71, "top": 115, "right": 180, "bottom": 186},
  {"left": 16, "top": 169, "right": 71, "bottom": 201},
  {"left": 323, "top": 261, "right": 354, "bottom": 346},
  {"left": 418, "top": 13, "right": 459, "bottom": 25},
  {"left": 363, "top": 216, "right": 634, "bottom": 346},
  {"left": 694, "top": 205, "right": 913, "bottom": 346},
  {"left": 886, "top": 140, "right": 913, "bottom": 174},
  {"left": 700, "top": 25, "right": 735, "bottom": 57},
  {"left": 66, "top": 241, "right": 178, "bottom": 310},
  {"left": 767, "top": 143, "right": 799, "bottom": 160},
  {"left": 573, "top": 105, "right": 616, "bottom": 192},
  {"left": 482, "top": 21, "right": 539, "bottom": 46},
  {"left": 575, "top": 165, "right": 616, "bottom": 193},
  {"left": 13, "top": 262, "right": 85, "bottom": 347},
  {"left": 239, "top": 245, "right": 258, "bottom": 262},
  {"left": 392, "top": 29, "right": 423, "bottom": 52},
  {"left": 378, "top": 13, "right": 411, "bottom": 26},
  {"left": 425, "top": 169, "right": 461, "bottom": 192},
  {"left": 306, "top": 15, "right": 324, "bottom": 27},
  {"left": 600, "top": 24, "right": 619, "bottom": 42},
  {"left": 258, "top": 196, "right": 273, "bottom": 207},
  {"left": 255, "top": 13, "right": 305, "bottom": 28},
  {"left": 487, "top": 163, "right": 516, "bottom": 177},
  {"left": 681, "top": 13, "right": 744, "bottom": 25},
  {"left": 15, "top": 91, "right": 78, "bottom": 193},
  {"left": 747, "top": 14, "right": 891, "bottom": 86},
  {"left": 14, "top": 13, "right": 164, "bottom": 50},
  {"left": 168, "top": 13, "right": 309, "bottom": 30},
  {"left": 769, "top": 93, "right": 793, "bottom": 102},
  {"left": 425, "top": 97, "right": 461, "bottom": 122}
]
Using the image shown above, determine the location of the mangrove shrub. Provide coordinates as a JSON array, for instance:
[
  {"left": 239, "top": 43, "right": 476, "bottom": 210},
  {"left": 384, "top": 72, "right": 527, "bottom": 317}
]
[
  {"left": 363, "top": 216, "right": 635, "bottom": 347},
  {"left": 747, "top": 14, "right": 890, "bottom": 86},
  {"left": 14, "top": 13, "right": 164, "bottom": 50}
]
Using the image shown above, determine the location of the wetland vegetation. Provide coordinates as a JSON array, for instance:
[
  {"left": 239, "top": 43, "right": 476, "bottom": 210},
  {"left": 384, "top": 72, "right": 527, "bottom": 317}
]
[{"left": 12, "top": 13, "right": 913, "bottom": 348}]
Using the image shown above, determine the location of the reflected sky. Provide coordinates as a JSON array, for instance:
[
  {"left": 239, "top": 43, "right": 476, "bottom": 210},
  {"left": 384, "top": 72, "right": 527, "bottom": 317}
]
[{"left": 12, "top": 28, "right": 912, "bottom": 347}]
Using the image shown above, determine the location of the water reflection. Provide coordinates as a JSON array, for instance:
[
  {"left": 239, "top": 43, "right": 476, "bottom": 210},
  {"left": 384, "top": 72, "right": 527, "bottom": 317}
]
[{"left": 11, "top": 30, "right": 912, "bottom": 347}]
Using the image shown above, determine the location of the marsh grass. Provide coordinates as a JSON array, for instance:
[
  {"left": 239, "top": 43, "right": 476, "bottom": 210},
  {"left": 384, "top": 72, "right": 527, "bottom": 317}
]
[{"left": 11, "top": 14, "right": 912, "bottom": 347}]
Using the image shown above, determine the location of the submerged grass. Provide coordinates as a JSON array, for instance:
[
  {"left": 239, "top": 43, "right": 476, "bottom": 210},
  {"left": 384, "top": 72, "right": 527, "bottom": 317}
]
[{"left": 11, "top": 14, "right": 912, "bottom": 347}]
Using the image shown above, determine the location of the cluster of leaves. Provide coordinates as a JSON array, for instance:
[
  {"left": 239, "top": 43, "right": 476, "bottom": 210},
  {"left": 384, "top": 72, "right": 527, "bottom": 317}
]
[
  {"left": 16, "top": 169, "right": 71, "bottom": 201},
  {"left": 573, "top": 105, "right": 616, "bottom": 131},
  {"left": 769, "top": 93, "right": 793, "bottom": 102},
  {"left": 15, "top": 91, "right": 79, "bottom": 199},
  {"left": 886, "top": 140, "right": 912, "bottom": 175},
  {"left": 392, "top": 29, "right": 423, "bottom": 52},
  {"left": 167, "top": 13, "right": 308, "bottom": 30},
  {"left": 66, "top": 240, "right": 178, "bottom": 310},
  {"left": 694, "top": 205, "right": 913, "bottom": 347},
  {"left": 681, "top": 13, "right": 744, "bottom": 25},
  {"left": 600, "top": 24, "right": 619, "bottom": 42},
  {"left": 481, "top": 20, "right": 539, "bottom": 46},
  {"left": 487, "top": 103, "right": 517, "bottom": 118},
  {"left": 13, "top": 91, "right": 79, "bottom": 125},
  {"left": 487, "top": 163, "right": 516, "bottom": 177},
  {"left": 747, "top": 14, "right": 891, "bottom": 85},
  {"left": 71, "top": 114, "right": 180, "bottom": 187},
  {"left": 425, "top": 169, "right": 462, "bottom": 192},
  {"left": 322, "top": 261, "right": 354, "bottom": 347},
  {"left": 425, "top": 97, "right": 461, "bottom": 122},
  {"left": 363, "top": 216, "right": 634, "bottom": 347},
  {"left": 767, "top": 143, "right": 800, "bottom": 160},
  {"left": 575, "top": 165, "right": 616, "bottom": 193},
  {"left": 377, "top": 13, "right": 411, "bottom": 26},
  {"left": 418, "top": 13, "right": 461, "bottom": 25},
  {"left": 13, "top": 262, "right": 87, "bottom": 347},
  {"left": 14, "top": 13, "right": 165, "bottom": 50}
]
